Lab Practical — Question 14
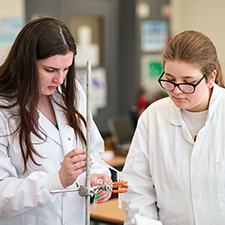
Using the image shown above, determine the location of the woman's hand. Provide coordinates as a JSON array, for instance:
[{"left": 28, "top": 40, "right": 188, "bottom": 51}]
[
  {"left": 59, "top": 148, "right": 86, "bottom": 188},
  {"left": 91, "top": 173, "right": 112, "bottom": 204}
]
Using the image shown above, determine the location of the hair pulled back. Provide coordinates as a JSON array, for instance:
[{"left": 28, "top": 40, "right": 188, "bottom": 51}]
[{"left": 162, "top": 30, "right": 225, "bottom": 88}]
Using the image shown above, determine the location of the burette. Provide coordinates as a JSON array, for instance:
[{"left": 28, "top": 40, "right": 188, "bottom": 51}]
[{"left": 85, "top": 60, "right": 91, "bottom": 225}]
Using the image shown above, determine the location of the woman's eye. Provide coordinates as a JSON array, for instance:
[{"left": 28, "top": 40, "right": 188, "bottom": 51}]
[
  {"left": 165, "top": 78, "right": 175, "bottom": 82},
  {"left": 46, "top": 69, "right": 54, "bottom": 72},
  {"left": 183, "top": 80, "right": 194, "bottom": 84},
  {"left": 64, "top": 67, "right": 69, "bottom": 71}
]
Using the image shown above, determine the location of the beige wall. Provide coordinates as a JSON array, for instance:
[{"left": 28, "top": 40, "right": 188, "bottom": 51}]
[
  {"left": 171, "top": 0, "right": 225, "bottom": 75},
  {"left": 0, "top": 0, "right": 25, "bottom": 64},
  {"left": 0, "top": 0, "right": 24, "bottom": 16},
  {"left": 1, "top": 0, "right": 225, "bottom": 74}
]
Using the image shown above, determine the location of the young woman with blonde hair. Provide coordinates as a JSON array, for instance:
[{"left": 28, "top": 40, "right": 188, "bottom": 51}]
[{"left": 122, "top": 30, "right": 225, "bottom": 225}]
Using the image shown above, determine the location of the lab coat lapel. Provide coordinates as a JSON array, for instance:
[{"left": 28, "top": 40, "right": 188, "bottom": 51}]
[
  {"left": 51, "top": 97, "right": 77, "bottom": 155},
  {"left": 169, "top": 102, "right": 194, "bottom": 145},
  {"left": 38, "top": 112, "right": 62, "bottom": 145}
]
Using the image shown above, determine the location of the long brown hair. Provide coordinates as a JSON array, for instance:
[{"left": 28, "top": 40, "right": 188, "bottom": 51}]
[
  {"left": 162, "top": 30, "right": 225, "bottom": 88},
  {"left": 0, "top": 17, "right": 86, "bottom": 172}
]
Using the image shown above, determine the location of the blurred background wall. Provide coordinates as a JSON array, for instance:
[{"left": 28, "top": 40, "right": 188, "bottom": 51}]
[
  {"left": 1, "top": 0, "right": 225, "bottom": 137},
  {"left": 170, "top": 0, "right": 225, "bottom": 80},
  {"left": 0, "top": 0, "right": 24, "bottom": 17}
]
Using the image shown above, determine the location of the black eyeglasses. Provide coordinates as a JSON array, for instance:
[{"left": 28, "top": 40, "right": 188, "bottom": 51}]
[{"left": 158, "top": 72, "right": 206, "bottom": 94}]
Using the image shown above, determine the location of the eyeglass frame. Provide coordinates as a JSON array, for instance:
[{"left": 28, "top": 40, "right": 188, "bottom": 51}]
[{"left": 158, "top": 71, "right": 206, "bottom": 94}]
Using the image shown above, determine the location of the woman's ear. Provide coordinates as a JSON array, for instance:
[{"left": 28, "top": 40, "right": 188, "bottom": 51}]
[{"left": 207, "top": 70, "right": 216, "bottom": 88}]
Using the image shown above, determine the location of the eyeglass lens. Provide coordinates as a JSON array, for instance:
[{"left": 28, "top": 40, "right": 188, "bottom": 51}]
[{"left": 160, "top": 81, "right": 195, "bottom": 93}]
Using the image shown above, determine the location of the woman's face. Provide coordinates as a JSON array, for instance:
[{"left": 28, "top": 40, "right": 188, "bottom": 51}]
[
  {"left": 164, "top": 60, "right": 215, "bottom": 112},
  {"left": 37, "top": 51, "right": 74, "bottom": 96}
]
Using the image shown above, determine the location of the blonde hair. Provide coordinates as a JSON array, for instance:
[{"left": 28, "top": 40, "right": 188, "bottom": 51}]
[{"left": 162, "top": 30, "right": 225, "bottom": 88}]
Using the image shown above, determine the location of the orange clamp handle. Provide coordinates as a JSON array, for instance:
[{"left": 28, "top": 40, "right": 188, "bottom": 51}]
[
  {"left": 113, "top": 184, "right": 129, "bottom": 189},
  {"left": 113, "top": 180, "right": 129, "bottom": 193},
  {"left": 113, "top": 189, "right": 128, "bottom": 193},
  {"left": 113, "top": 181, "right": 128, "bottom": 185}
]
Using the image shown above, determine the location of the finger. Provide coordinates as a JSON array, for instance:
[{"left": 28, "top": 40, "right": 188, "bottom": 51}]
[
  {"left": 70, "top": 154, "right": 86, "bottom": 164},
  {"left": 70, "top": 157, "right": 76, "bottom": 164},
  {"left": 71, "top": 161, "right": 86, "bottom": 171},
  {"left": 73, "top": 167, "right": 86, "bottom": 175},
  {"left": 95, "top": 174, "right": 112, "bottom": 185},
  {"left": 96, "top": 191, "right": 112, "bottom": 203},
  {"left": 59, "top": 163, "right": 86, "bottom": 188},
  {"left": 97, "top": 190, "right": 111, "bottom": 200},
  {"left": 67, "top": 148, "right": 86, "bottom": 158},
  {"left": 102, "top": 175, "right": 112, "bottom": 184}
]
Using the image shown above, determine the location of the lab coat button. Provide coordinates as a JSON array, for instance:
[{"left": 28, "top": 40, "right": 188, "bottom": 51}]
[
  {"left": 63, "top": 193, "right": 67, "bottom": 197},
  {"left": 63, "top": 223, "right": 66, "bottom": 225},
  {"left": 68, "top": 137, "right": 71, "bottom": 141}
]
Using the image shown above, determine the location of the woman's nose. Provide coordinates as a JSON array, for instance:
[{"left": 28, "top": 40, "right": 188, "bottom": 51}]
[
  {"left": 53, "top": 71, "right": 65, "bottom": 84},
  {"left": 172, "top": 85, "right": 182, "bottom": 94}
]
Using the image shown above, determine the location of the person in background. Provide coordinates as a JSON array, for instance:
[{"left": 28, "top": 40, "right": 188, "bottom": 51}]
[
  {"left": 137, "top": 86, "right": 149, "bottom": 118},
  {"left": 122, "top": 30, "right": 225, "bottom": 225},
  {"left": 0, "top": 17, "right": 112, "bottom": 225}
]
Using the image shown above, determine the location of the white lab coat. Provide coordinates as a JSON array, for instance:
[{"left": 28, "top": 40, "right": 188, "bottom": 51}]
[
  {"left": 122, "top": 83, "right": 225, "bottom": 225},
  {"left": 0, "top": 81, "right": 110, "bottom": 225}
]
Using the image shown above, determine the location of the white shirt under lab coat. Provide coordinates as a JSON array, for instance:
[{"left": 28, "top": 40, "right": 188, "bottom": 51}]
[
  {"left": 122, "top": 83, "right": 225, "bottom": 225},
  {"left": 0, "top": 81, "right": 110, "bottom": 225}
]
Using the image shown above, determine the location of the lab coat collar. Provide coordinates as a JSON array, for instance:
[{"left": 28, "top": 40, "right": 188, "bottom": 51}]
[
  {"left": 169, "top": 101, "right": 194, "bottom": 145},
  {"left": 51, "top": 92, "right": 78, "bottom": 154},
  {"left": 207, "top": 83, "right": 222, "bottom": 119},
  {"left": 38, "top": 111, "right": 62, "bottom": 146},
  {"left": 169, "top": 82, "right": 223, "bottom": 126},
  {"left": 169, "top": 101, "right": 182, "bottom": 126},
  {"left": 37, "top": 91, "right": 66, "bottom": 146},
  {"left": 168, "top": 83, "right": 224, "bottom": 145},
  {"left": 51, "top": 91, "right": 68, "bottom": 128}
]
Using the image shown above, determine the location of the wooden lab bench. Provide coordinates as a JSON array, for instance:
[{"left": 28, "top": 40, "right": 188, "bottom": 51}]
[{"left": 90, "top": 198, "right": 126, "bottom": 225}]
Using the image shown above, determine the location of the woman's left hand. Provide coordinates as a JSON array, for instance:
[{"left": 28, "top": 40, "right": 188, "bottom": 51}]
[{"left": 90, "top": 173, "right": 112, "bottom": 203}]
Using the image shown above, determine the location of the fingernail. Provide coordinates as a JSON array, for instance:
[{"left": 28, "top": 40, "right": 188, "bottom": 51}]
[
  {"left": 83, "top": 146, "right": 87, "bottom": 149},
  {"left": 94, "top": 194, "right": 99, "bottom": 199},
  {"left": 90, "top": 166, "right": 92, "bottom": 168},
  {"left": 90, "top": 158, "right": 92, "bottom": 161},
  {"left": 97, "top": 201, "right": 101, "bottom": 204}
]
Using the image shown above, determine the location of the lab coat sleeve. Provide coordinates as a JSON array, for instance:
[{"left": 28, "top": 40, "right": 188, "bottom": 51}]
[
  {"left": 121, "top": 111, "right": 163, "bottom": 225},
  {"left": 0, "top": 113, "right": 63, "bottom": 219}
]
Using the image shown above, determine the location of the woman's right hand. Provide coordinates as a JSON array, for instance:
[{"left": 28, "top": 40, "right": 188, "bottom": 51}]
[{"left": 59, "top": 148, "right": 86, "bottom": 188}]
